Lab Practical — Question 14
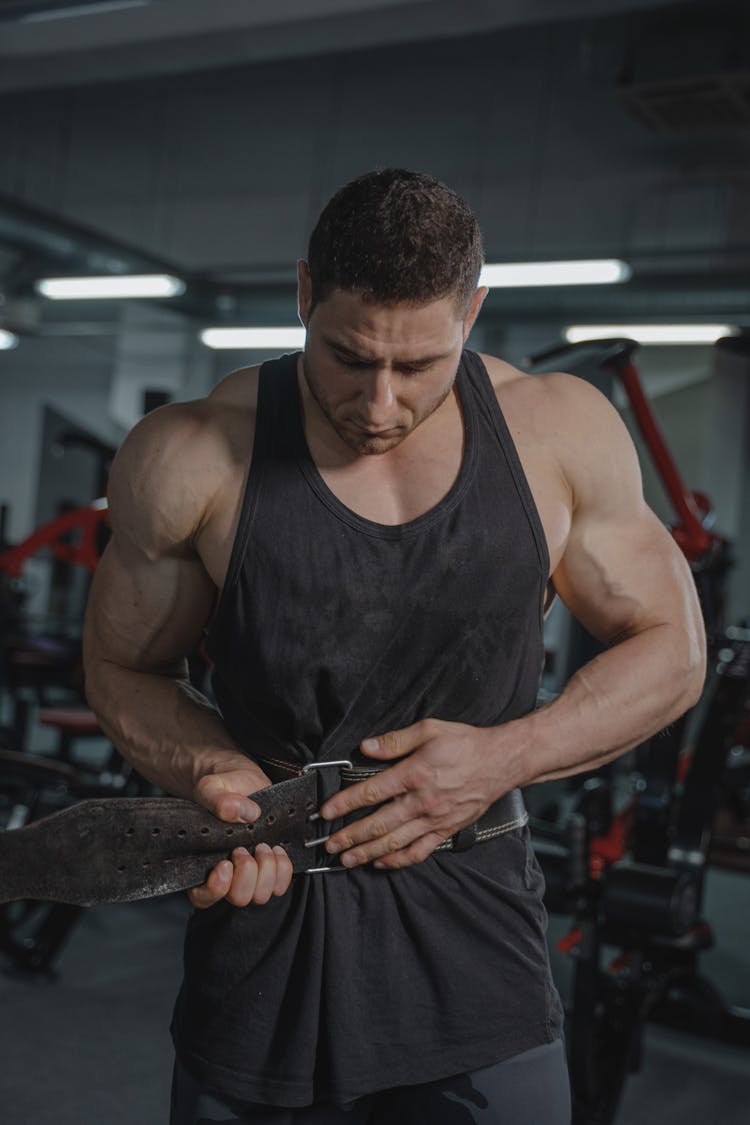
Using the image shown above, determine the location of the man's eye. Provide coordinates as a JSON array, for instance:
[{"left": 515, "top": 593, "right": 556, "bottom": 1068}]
[{"left": 334, "top": 354, "right": 430, "bottom": 374}]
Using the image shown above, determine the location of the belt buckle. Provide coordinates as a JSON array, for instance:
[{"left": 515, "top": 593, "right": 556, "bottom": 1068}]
[{"left": 302, "top": 760, "right": 352, "bottom": 874}]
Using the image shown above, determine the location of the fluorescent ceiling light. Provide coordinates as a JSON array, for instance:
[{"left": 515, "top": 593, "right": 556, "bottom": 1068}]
[
  {"left": 22, "top": 1, "right": 150, "bottom": 23},
  {"left": 480, "top": 259, "right": 631, "bottom": 287},
  {"left": 201, "top": 327, "right": 306, "bottom": 350},
  {"left": 0, "top": 329, "right": 19, "bottom": 350},
  {"left": 36, "top": 274, "right": 185, "bottom": 300},
  {"left": 565, "top": 324, "right": 737, "bottom": 346}
]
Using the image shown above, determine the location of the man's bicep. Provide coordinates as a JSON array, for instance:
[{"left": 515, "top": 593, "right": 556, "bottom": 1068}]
[
  {"left": 552, "top": 504, "right": 697, "bottom": 647},
  {"left": 548, "top": 375, "right": 702, "bottom": 647},
  {"left": 84, "top": 533, "right": 215, "bottom": 676}
]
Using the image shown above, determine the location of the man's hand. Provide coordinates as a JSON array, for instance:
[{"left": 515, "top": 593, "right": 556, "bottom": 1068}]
[
  {"left": 188, "top": 765, "right": 294, "bottom": 908},
  {"left": 320, "top": 719, "right": 514, "bottom": 871}
]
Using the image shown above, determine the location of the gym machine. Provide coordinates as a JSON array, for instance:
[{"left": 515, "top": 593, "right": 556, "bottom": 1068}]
[{"left": 0, "top": 501, "right": 144, "bottom": 974}]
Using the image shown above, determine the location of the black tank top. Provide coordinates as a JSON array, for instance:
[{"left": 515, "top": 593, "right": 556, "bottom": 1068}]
[{"left": 171, "top": 350, "right": 564, "bottom": 1107}]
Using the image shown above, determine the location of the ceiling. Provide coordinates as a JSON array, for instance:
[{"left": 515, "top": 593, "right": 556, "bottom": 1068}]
[
  {"left": 1, "top": 0, "right": 748, "bottom": 347},
  {"left": 0, "top": 0, "right": 690, "bottom": 92}
]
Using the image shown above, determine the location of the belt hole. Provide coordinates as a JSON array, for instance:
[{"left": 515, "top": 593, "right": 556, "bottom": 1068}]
[
  {"left": 151, "top": 828, "right": 160, "bottom": 836},
  {"left": 200, "top": 827, "right": 210, "bottom": 835},
  {"left": 177, "top": 829, "right": 186, "bottom": 838},
  {"left": 125, "top": 827, "right": 134, "bottom": 836},
  {"left": 225, "top": 828, "right": 234, "bottom": 836},
  {"left": 305, "top": 799, "right": 315, "bottom": 809},
  {"left": 287, "top": 806, "right": 296, "bottom": 817},
  {"left": 117, "top": 865, "right": 126, "bottom": 873},
  {"left": 266, "top": 814, "right": 276, "bottom": 826}
]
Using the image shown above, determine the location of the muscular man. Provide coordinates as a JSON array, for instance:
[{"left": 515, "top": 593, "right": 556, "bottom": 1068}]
[{"left": 83, "top": 169, "right": 705, "bottom": 1124}]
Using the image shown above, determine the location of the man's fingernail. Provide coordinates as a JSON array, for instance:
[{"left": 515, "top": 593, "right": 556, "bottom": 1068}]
[
  {"left": 373, "top": 860, "right": 385, "bottom": 870},
  {"left": 361, "top": 738, "right": 379, "bottom": 752},
  {"left": 320, "top": 803, "right": 334, "bottom": 820},
  {"left": 326, "top": 840, "right": 341, "bottom": 855},
  {"left": 341, "top": 852, "right": 357, "bottom": 867},
  {"left": 218, "top": 861, "right": 233, "bottom": 877},
  {"left": 255, "top": 843, "right": 271, "bottom": 855},
  {"left": 272, "top": 846, "right": 286, "bottom": 857}
]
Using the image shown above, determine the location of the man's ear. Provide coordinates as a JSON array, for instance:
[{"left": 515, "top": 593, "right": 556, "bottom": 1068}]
[
  {"left": 463, "top": 286, "right": 489, "bottom": 341},
  {"left": 297, "top": 260, "right": 313, "bottom": 327}
]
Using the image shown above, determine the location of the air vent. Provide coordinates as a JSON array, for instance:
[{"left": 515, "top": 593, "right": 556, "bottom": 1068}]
[{"left": 617, "top": 72, "right": 750, "bottom": 133}]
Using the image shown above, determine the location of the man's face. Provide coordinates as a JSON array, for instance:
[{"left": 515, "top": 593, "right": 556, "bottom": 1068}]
[{"left": 297, "top": 267, "right": 486, "bottom": 456}]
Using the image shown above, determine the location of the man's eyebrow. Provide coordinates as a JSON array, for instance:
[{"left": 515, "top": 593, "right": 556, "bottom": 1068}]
[
  {"left": 322, "top": 336, "right": 452, "bottom": 365},
  {"left": 323, "top": 338, "right": 378, "bottom": 362}
]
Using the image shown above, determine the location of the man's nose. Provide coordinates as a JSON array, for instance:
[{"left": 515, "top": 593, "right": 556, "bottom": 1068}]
[{"left": 360, "top": 369, "right": 395, "bottom": 418}]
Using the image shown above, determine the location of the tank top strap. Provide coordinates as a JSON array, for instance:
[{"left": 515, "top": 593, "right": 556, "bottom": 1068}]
[
  {"left": 213, "top": 352, "right": 300, "bottom": 627},
  {"left": 256, "top": 351, "right": 304, "bottom": 458},
  {"left": 461, "top": 349, "right": 550, "bottom": 577}
]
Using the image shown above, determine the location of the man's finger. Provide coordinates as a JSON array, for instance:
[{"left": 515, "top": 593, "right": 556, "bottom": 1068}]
[
  {"left": 188, "top": 859, "right": 233, "bottom": 910},
  {"left": 360, "top": 719, "right": 436, "bottom": 760},
  {"left": 194, "top": 774, "right": 263, "bottom": 824},
  {"left": 214, "top": 793, "right": 262, "bottom": 824},
  {"left": 319, "top": 765, "right": 410, "bottom": 820},
  {"left": 336, "top": 819, "right": 432, "bottom": 868},
  {"left": 324, "top": 793, "right": 419, "bottom": 855},
  {"left": 372, "top": 831, "right": 447, "bottom": 870},
  {"left": 225, "top": 847, "right": 259, "bottom": 906},
  {"left": 189, "top": 845, "right": 293, "bottom": 909},
  {"left": 271, "top": 846, "right": 294, "bottom": 896},
  {"left": 252, "top": 844, "right": 279, "bottom": 904}
]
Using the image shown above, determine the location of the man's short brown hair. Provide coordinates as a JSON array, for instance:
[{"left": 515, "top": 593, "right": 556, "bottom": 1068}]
[{"left": 307, "top": 168, "right": 484, "bottom": 315}]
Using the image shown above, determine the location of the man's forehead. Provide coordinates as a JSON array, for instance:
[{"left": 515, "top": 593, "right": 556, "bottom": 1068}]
[
  {"left": 315, "top": 290, "right": 463, "bottom": 360},
  {"left": 321, "top": 333, "right": 454, "bottom": 365}
]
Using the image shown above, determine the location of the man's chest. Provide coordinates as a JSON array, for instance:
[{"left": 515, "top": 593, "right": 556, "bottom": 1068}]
[{"left": 199, "top": 397, "right": 571, "bottom": 595}]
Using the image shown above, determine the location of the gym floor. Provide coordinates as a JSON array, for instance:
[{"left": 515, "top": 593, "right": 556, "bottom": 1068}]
[{"left": 1, "top": 863, "right": 748, "bottom": 1123}]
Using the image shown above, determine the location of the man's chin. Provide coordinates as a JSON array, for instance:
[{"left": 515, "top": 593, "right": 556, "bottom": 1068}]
[
  {"left": 341, "top": 426, "right": 407, "bottom": 455},
  {"left": 358, "top": 437, "right": 403, "bottom": 455}
]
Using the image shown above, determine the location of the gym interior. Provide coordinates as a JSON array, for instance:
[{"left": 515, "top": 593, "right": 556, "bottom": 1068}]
[{"left": 1, "top": 1, "right": 749, "bottom": 1122}]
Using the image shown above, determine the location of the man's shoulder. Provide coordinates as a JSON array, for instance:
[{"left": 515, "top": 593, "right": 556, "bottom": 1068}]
[
  {"left": 207, "top": 363, "right": 261, "bottom": 411},
  {"left": 125, "top": 364, "right": 261, "bottom": 468},
  {"left": 479, "top": 352, "right": 622, "bottom": 435},
  {"left": 107, "top": 366, "right": 262, "bottom": 556},
  {"left": 478, "top": 352, "right": 605, "bottom": 405},
  {"left": 477, "top": 352, "right": 636, "bottom": 497}
]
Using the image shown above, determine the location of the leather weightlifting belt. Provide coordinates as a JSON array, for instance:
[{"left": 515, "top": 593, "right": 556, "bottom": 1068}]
[{"left": 0, "top": 757, "right": 527, "bottom": 908}]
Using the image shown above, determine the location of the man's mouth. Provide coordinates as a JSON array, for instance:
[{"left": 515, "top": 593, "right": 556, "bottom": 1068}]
[{"left": 351, "top": 423, "right": 400, "bottom": 437}]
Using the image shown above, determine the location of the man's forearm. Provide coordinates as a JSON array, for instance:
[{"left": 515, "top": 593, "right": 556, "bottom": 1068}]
[
  {"left": 501, "top": 622, "right": 706, "bottom": 790},
  {"left": 85, "top": 660, "right": 257, "bottom": 799}
]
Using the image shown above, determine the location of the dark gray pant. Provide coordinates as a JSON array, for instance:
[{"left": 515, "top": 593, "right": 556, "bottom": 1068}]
[{"left": 170, "top": 1040, "right": 571, "bottom": 1125}]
